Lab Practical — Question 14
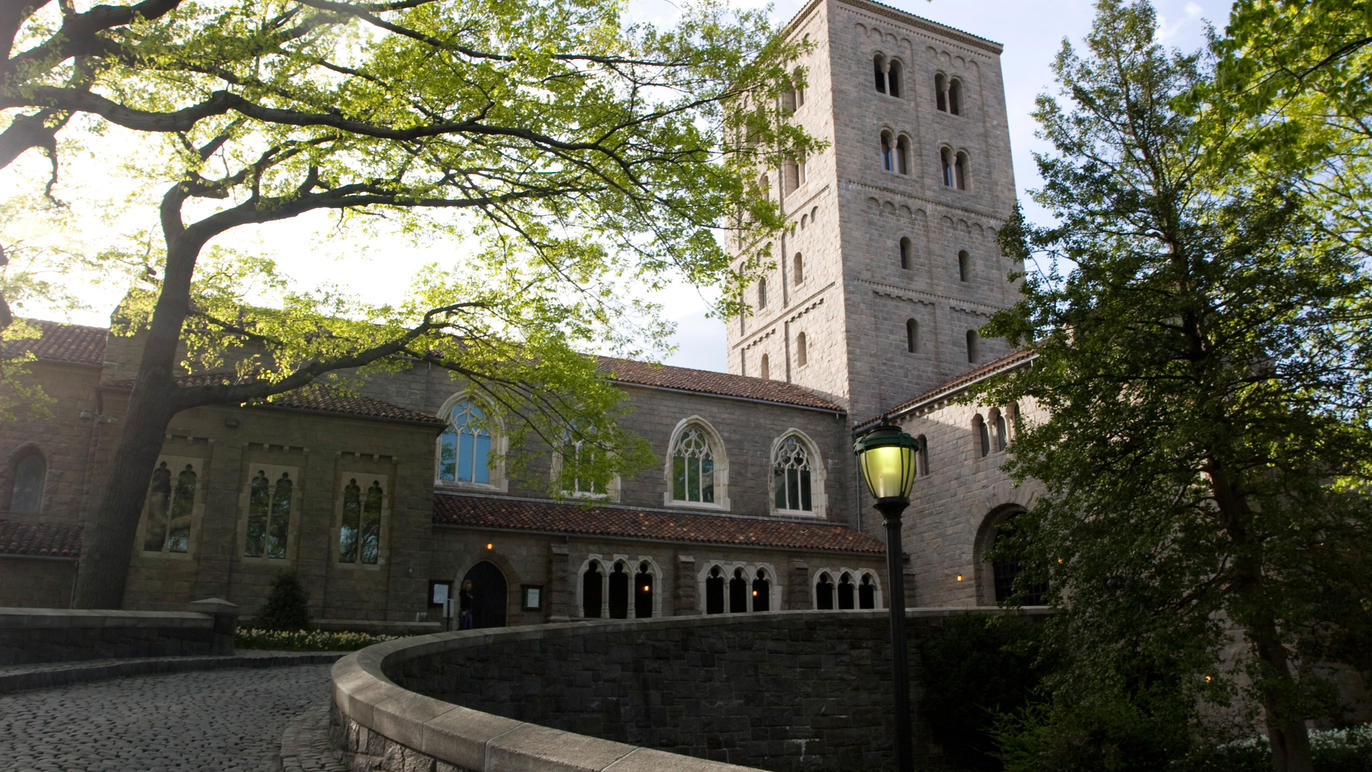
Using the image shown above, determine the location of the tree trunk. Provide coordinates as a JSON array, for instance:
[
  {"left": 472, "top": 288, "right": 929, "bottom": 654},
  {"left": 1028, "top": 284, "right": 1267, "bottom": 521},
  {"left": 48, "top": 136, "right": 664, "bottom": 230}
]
[{"left": 1251, "top": 613, "right": 1315, "bottom": 772}]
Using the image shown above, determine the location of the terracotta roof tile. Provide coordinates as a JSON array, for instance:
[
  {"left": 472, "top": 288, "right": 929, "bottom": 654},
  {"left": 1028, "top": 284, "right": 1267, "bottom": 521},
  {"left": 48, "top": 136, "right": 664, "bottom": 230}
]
[
  {"left": 861, "top": 348, "right": 1037, "bottom": 428},
  {"left": 260, "top": 387, "right": 444, "bottom": 426},
  {"left": 4, "top": 320, "right": 105, "bottom": 366},
  {"left": 433, "top": 493, "right": 885, "bottom": 554},
  {"left": 599, "top": 357, "right": 843, "bottom": 412},
  {"left": 0, "top": 518, "right": 82, "bottom": 558}
]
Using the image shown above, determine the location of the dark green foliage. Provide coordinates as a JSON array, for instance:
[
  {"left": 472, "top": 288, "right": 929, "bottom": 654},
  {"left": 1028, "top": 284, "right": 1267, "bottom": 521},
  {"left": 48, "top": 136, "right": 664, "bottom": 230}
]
[
  {"left": 1178, "top": 724, "right": 1372, "bottom": 772},
  {"left": 255, "top": 572, "right": 310, "bottom": 631},
  {"left": 918, "top": 614, "right": 1051, "bottom": 771}
]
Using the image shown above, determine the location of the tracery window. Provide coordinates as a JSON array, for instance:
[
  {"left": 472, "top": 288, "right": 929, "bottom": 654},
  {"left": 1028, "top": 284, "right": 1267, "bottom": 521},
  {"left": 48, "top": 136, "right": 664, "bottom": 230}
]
[
  {"left": 670, "top": 424, "right": 716, "bottom": 504},
  {"left": 244, "top": 469, "right": 294, "bottom": 559},
  {"left": 706, "top": 565, "right": 725, "bottom": 614},
  {"left": 339, "top": 477, "right": 385, "bottom": 565},
  {"left": 729, "top": 567, "right": 749, "bottom": 612},
  {"left": 557, "top": 424, "right": 609, "bottom": 498},
  {"left": 438, "top": 400, "right": 493, "bottom": 485},
  {"left": 859, "top": 573, "right": 877, "bottom": 609},
  {"left": 7, "top": 448, "right": 45, "bottom": 514},
  {"left": 816, "top": 572, "right": 835, "bottom": 609},
  {"left": 772, "top": 436, "right": 813, "bottom": 512},
  {"left": 837, "top": 572, "right": 855, "bottom": 610},
  {"left": 142, "top": 460, "right": 198, "bottom": 554},
  {"left": 609, "top": 560, "right": 630, "bottom": 619}
]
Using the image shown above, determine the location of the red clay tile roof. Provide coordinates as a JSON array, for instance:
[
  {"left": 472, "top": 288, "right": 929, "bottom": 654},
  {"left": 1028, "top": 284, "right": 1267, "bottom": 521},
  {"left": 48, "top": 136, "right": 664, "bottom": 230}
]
[
  {"left": 599, "top": 357, "right": 843, "bottom": 412},
  {"left": 4, "top": 320, "right": 105, "bottom": 366},
  {"left": 0, "top": 518, "right": 82, "bottom": 558},
  {"left": 433, "top": 493, "right": 885, "bottom": 554},
  {"left": 860, "top": 348, "right": 1037, "bottom": 429},
  {"left": 259, "top": 387, "right": 444, "bottom": 426}
]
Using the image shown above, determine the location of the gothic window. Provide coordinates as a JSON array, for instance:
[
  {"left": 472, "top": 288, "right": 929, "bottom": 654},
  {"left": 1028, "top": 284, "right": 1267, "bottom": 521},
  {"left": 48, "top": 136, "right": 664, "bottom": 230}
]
[
  {"left": 837, "top": 572, "right": 855, "bottom": 610},
  {"left": 899, "top": 237, "right": 913, "bottom": 270},
  {"left": 955, "top": 151, "right": 970, "bottom": 189},
  {"left": 142, "top": 460, "right": 198, "bottom": 554},
  {"left": 557, "top": 424, "right": 609, "bottom": 498},
  {"left": 635, "top": 561, "right": 654, "bottom": 618},
  {"left": 816, "top": 572, "right": 835, "bottom": 609},
  {"left": 796, "top": 332, "right": 807, "bottom": 367},
  {"left": 706, "top": 565, "right": 725, "bottom": 614},
  {"left": 859, "top": 573, "right": 877, "bottom": 609},
  {"left": 974, "top": 414, "right": 991, "bottom": 457},
  {"left": 895, "top": 135, "right": 911, "bottom": 174},
  {"left": 339, "top": 477, "right": 385, "bottom": 565},
  {"left": 669, "top": 422, "right": 721, "bottom": 505},
  {"left": 752, "top": 568, "right": 771, "bottom": 612},
  {"left": 244, "top": 469, "right": 294, "bottom": 559},
  {"left": 609, "top": 560, "right": 630, "bottom": 619},
  {"left": 758, "top": 277, "right": 768, "bottom": 309},
  {"left": 760, "top": 353, "right": 770, "bottom": 380},
  {"left": 7, "top": 448, "right": 45, "bottom": 514},
  {"left": 958, "top": 250, "right": 970, "bottom": 282},
  {"left": 966, "top": 330, "right": 980, "bottom": 363},
  {"left": 772, "top": 435, "right": 813, "bottom": 512},
  {"left": 793, "top": 252, "right": 804, "bottom": 285},
  {"left": 935, "top": 73, "right": 948, "bottom": 111},
  {"left": 582, "top": 560, "right": 603, "bottom": 618},
  {"left": 906, "top": 319, "right": 918, "bottom": 354},
  {"left": 880, "top": 131, "right": 894, "bottom": 172},
  {"left": 438, "top": 400, "right": 494, "bottom": 485},
  {"left": 729, "top": 567, "right": 749, "bottom": 612}
]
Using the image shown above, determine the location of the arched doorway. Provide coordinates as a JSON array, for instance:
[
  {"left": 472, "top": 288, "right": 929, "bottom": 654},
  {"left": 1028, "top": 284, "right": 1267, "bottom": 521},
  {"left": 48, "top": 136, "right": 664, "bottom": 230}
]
[{"left": 461, "top": 561, "right": 507, "bottom": 628}]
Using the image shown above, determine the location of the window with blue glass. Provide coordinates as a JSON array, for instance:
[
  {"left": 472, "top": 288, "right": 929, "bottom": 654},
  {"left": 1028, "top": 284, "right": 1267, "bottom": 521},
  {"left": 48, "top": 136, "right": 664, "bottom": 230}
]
[{"left": 438, "top": 400, "right": 493, "bottom": 484}]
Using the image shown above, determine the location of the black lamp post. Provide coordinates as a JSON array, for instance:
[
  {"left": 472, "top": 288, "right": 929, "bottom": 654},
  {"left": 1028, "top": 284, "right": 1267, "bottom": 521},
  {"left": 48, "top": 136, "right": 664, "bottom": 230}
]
[{"left": 854, "top": 423, "right": 919, "bottom": 772}]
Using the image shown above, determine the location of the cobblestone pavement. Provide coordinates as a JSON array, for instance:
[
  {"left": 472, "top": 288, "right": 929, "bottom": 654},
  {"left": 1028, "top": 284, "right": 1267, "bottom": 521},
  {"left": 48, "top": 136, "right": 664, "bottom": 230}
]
[{"left": 0, "top": 663, "right": 343, "bottom": 771}]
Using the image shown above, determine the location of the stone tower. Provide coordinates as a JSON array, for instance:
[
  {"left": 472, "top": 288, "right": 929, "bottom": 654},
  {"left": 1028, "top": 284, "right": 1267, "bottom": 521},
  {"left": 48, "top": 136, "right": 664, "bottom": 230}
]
[{"left": 726, "top": 0, "right": 1022, "bottom": 422}]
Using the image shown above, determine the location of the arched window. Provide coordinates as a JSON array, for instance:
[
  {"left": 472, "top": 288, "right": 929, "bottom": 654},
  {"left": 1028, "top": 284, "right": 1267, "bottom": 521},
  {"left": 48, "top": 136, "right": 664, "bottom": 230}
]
[
  {"left": 906, "top": 319, "right": 918, "bottom": 353},
  {"left": 837, "top": 572, "right": 855, "bottom": 610},
  {"left": 758, "top": 277, "right": 768, "bottom": 309},
  {"left": 669, "top": 421, "right": 723, "bottom": 505},
  {"left": 557, "top": 424, "right": 609, "bottom": 498},
  {"left": 887, "top": 59, "right": 903, "bottom": 98},
  {"left": 934, "top": 73, "right": 948, "bottom": 111},
  {"left": 940, "top": 147, "right": 954, "bottom": 187},
  {"left": 873, "top": 54, "right": 887, "bottom": 93},
  {"left": 949, "top": 77, "right": 963, "bottom": 115},
  {"left": 958, "top": 250, "right": 970, "bottom": 282},
  {"left": 916, "top": 434, "right": 930, "bottom": 477},
  {"left": 1006, "top": 403, "right": 1021, "bottom": 445},
  {"left": 729, "top": 567, "right": 749, "bottom": 613},
  {"left": 143, "top": 460, "right": 198, "bottom": 554},
  {"left": 991, "top": 512, "right": 1047, "bottom": 605},
  {"left": 816, "top": 572, "right": 835, "bottom": 609},
  {"left": 635, "top": 561, "right": 654, "bottom": 618},
  {"left": 760, "top": 353, "right": 770, "bottom": 380},
  {"left": 706, "top": 566, "right": 725, "bottom": 614},
  {"left": 583, "top": 560, "right": 603, "bottom": 618},
  {"left": 758, "top": 173, "right": 770, "bottom": 199},
  {"left": 751, "top": 568, "right": 772, "bottom": 611},
  {"left": 974, "top": 414, "right": 991, "bottom": 457},
  {"left": 339, "top": 477, "right": 385, "bottom": 565},
  {"left": 895, "top": 135, "right": 911, "bottom": 174},
  {"left": 245, "top": 469, "right": 294, "bottom": 559},
  {"left": 796, "top": 332, "right": 807, "bottom": 367},
  {"left": 7, "top": 448, "right": 45, "bottom": 514},
  {"left": 793, "top": 252, "right": 804, "bottom": 285},
  {"left": 608, "top": 560, "right": 630, "bottom": 618},
  {"left": 899, "top": 237, "right": 912, "bottom": 270},
  {"left": 966, "top": 330, "right": 979, "bottom": 363},
  {"left": 781, "top": 86, "right": 797, "bottom": 114},
  {"left": 859, "top": 573, "right": 877, "bottom": 609},
  {"left": 880, "top": 131, "right": 894, "bottom": 172},
  {"left": 783, "top": 158, "right": 800, "bottom": 194},
  {"left": 992, "top": 408, "right": 1008, "bottom": 451},
  {"left": 438, "top": 400, "right": 494, "bottom": 485},
  {"left": 772, "top": 435, "right": 813, "bottom": 512},
  {"left": 955, "top": 151, "right": 970, "bottom": 189}
]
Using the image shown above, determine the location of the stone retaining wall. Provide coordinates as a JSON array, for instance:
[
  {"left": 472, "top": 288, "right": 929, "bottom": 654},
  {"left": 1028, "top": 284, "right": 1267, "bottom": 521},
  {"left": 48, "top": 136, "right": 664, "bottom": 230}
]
[
  {"left": 333, "top": 608, "right": 1033, "bottom": 771},
  {"left": 0, "top": 599, "right": 237, "bottom": 666}
]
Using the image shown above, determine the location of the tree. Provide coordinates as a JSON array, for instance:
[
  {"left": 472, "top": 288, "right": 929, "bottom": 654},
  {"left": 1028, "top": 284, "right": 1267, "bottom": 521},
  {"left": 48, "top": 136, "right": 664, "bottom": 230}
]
[
  {"left": 979, "top": 2, "right": 1372, "bottom": 770},
  {"left": 1, "top": 0, "right": 812, "bottom": 608}
]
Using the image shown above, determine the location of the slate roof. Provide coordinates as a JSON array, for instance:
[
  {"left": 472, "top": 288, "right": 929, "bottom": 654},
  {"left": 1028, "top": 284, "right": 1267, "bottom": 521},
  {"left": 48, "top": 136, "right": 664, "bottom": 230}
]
[
  {"left": 0, "top": 518, "right": 82, "bottom": 559},
  {"left": 4, "top": 320, "right": 105, "bottom": 366},
  {"left": 599, "top": 356, "right": 843, "bottom": 412},
  {"left": 433, "top": 493, "right": 886, "bottom": 554},
  {"left": 860, "top": 347, "right": 1037, "bottom": 429}
]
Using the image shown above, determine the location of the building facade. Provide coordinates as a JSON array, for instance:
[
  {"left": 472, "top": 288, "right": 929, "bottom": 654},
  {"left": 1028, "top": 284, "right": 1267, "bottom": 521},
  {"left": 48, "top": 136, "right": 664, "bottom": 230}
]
[{"left": 0, "top": 0, "right": 1039, "bottom": 625}]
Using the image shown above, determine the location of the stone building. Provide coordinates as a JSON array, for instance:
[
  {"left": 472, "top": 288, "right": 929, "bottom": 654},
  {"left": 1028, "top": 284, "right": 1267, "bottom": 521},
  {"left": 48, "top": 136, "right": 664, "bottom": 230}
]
[{"left": 0, "top": 0, "right": 1039, "bottom": 625}]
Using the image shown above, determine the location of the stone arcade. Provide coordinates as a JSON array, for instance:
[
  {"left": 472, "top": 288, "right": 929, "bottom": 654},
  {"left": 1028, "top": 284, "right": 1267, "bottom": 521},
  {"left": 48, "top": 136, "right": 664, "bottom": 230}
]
[{"left": 0, "top": 0, "right": 1038, "bottom": 626}]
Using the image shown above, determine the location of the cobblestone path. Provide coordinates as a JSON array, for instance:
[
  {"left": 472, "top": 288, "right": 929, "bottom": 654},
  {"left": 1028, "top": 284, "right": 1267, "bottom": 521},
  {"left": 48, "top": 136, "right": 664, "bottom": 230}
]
[{"left": 0, "top": 663, "right": 333, "bottom": 771}]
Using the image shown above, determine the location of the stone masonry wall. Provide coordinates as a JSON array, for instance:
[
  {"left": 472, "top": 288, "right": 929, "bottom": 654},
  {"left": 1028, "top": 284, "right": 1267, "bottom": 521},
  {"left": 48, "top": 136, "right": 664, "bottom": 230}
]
[
  {"left": 386, "top": 611, "right": 973, "bottom": 771},
  {"left": 0, "top": 607, "right": 215, "bottom": 666}
]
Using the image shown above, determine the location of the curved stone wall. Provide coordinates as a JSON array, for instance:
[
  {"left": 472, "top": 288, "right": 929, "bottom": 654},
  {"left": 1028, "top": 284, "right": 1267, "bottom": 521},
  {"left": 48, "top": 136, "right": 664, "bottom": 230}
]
[{"left": 332, "top": 609, "right": 1020, "bottom": 771}]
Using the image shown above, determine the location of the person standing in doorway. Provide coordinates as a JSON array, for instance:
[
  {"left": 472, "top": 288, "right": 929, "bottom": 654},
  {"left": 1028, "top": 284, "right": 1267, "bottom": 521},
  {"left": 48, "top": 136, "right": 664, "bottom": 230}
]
[{"left": 458, "top": 579, "right": 474, "bottom": 630}]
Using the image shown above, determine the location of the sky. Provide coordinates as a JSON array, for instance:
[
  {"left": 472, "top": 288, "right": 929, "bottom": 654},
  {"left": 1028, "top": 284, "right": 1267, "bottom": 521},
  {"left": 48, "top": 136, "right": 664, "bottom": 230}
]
[{"left": 12, "top": 0, "right": 1236, "bottom": 372}]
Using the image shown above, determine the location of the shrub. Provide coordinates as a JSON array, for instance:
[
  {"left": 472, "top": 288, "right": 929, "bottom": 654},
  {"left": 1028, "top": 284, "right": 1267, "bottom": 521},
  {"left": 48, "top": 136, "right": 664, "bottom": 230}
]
[
  {"left": 234, "top": 627, "right": 398, "bottom": 651},
  {"left": 255, "top": 571, "right": 310, "bottom": 631},
  {"left": 1179, "top": 724, "right": 1372, "bottom": 772}
]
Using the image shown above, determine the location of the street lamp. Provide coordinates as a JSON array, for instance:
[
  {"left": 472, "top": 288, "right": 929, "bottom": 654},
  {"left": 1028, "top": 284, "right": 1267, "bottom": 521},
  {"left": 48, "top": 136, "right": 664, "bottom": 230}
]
[{"left": 854, "top": 423, "right": 919, "bottom": 772}]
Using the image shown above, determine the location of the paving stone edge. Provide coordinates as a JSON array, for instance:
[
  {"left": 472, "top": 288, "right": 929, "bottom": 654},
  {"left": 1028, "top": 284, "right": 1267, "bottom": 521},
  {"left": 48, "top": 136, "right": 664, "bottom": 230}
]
[{"left": 0, "top": 651, "right": 344, "bottom": 695}]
